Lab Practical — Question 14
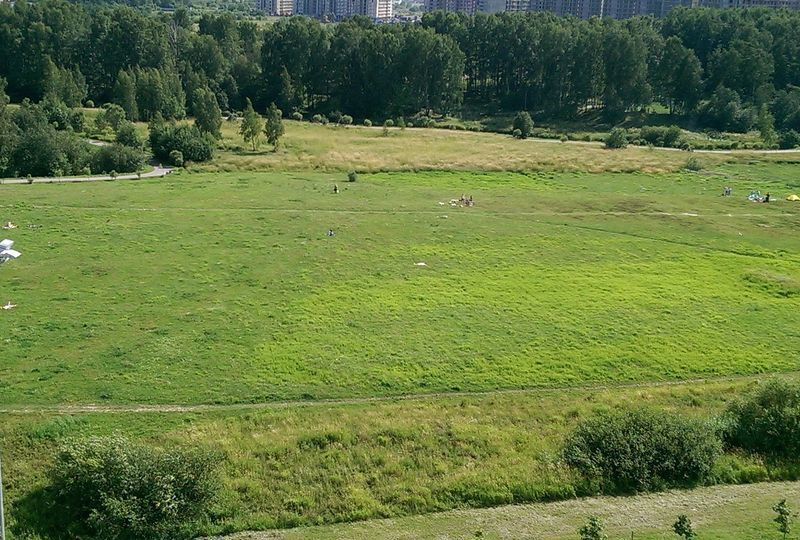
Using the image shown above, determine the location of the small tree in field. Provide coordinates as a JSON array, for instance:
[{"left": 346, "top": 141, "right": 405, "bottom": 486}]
[
  {"left": 193, "top": 87, "right": 222, "bottom": 139},
  {"left": 774, "top": 499, "right": 793, "bottom": 539},
  {"left": 240, "top": 98, "right": 263, "bottom": 151},
  {"left": 512, "top": 111, "right": 534, "bottom": 139},
  {"left": 264, "top": 102, "right": 284, "bottom": 151},
  {"left": 673, "top": 515, "right": 696, "bottom": 539},
  {"left": 579, "top": 516, "right": 607, "bottom": 540}
]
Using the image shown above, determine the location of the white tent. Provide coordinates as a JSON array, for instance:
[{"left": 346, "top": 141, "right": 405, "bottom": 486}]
[
  {"left": 1, "top": 249, "right": 21, "bottom": 260},
  {"left": 0, "top": 239, "right": 13, "bottom": 250}
]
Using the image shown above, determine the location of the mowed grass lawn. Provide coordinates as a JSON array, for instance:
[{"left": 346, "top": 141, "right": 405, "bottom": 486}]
[{"left": 1, "top": 164, "right": 799, "bottom": 405}]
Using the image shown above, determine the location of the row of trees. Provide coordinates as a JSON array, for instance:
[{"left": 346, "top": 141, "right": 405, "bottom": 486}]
[
  {"left": 421, "top": 9, "right": 800, "bottom": 129},
  {"left": 3, "top": 1, "right": 800, "bottom": 132}
]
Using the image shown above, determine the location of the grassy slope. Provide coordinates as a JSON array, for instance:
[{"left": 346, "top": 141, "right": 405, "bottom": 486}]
[
  {"left": 232, "top": 481, "right": 800, "bottom": 540},
  {"left": 4, "top": 378, "right": 798, "bottom": 537},
  {"left": 202, "top": 120, "right": 752, "bottom": 174},
  {"left": 1, "top": 166, "right": 800, "bottom": 405}
]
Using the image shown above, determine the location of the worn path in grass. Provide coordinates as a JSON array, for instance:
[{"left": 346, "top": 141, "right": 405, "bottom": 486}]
[
  {"left": 0, "top": 165, "right": 172, "bottom": 185},
  {"left": 217, "top": 481, "right": 800, "bottom": 540},
  {"left": 0, "top": 371, "right": 792, "bottom": 414}
]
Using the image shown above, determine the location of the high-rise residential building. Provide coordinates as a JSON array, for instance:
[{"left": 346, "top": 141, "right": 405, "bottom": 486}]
[
  {"left": 267, "top": 0, "right": 391, "bottom": 18},
  {"left": 425, "top": 0, "right": 478, "bottom": 13},
  {"left": 428, "top": 0, "right": 791, "bottom": 18},
  {"left": 256, "top": 0, "right": 294, "bottom": 15}
]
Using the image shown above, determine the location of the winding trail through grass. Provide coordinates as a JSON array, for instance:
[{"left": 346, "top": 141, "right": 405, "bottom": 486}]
[{"left": 1, "top": 371, "right": 792, "bottom": 415}]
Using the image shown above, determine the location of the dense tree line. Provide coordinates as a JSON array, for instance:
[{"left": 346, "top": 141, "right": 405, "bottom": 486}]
[{"left": 2, "top": 1, "right": 800, "bottom": 136}]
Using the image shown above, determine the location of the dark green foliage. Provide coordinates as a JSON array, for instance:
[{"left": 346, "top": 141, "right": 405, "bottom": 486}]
[
  {"left": 44, "top": 436, "right": 220, "bottom": 540},
  {"left": 340, "top": 114, "right": 353, "bottom": 126},
  {"left": 605, "top": 128, "right": 628, "bottom": 149},
  {"left": 563, "top": 409, "right": 721, "bottom": 492},
  {"left": 512, "top": 111, "right": 534, "bottom": 139},
  {"left": 10, "top": 124, "right": 92, "bottom": 177},
  {"left": 240, "top": 98, "right": 263, "bottom": 151},
  {"left": 169, "top": 150, "right": 185, "bottom": 167},
  {"left": 363, "top": 119, "right": 372, "bottom": 127},
  {"left": 639, "top": 125, "right": 684, "bottom": 148},
  {"left": 149, "top": 120, "right": 215, "bottom": 163},
  {"left": 264, "top": 102, "right": 284, "bottom": 150},
  {"left": 1, "top": 97, "right": 92, "bottom": 177},
  {"left": 291, "top": 111, "right": 303, "bottom": 121},
  {"left": 193, "top": 87, "right": 222, "bottom": 138},
  {"left": 91, "top": 144, "right": 144, "bottom": 174},
  {"left": 95, "top": 103, "right": 127, "bottom": 133},
  {"left": 113, "top": 69, "right": 139, "bottom": 121},
  {"left": 579, "top": 516, "right": 607, "bottom": 540},
  {"left": 673, "top": 514, "right": 696, "bottom": 539},
  {"left": 701, "top": 87, "right": 757, "bottom": 132},
  {"left": 724, "top": 380, "right": 800, "bottom": 458},
  {"left": 348, "top": 171, "right": 358, "bottom": 182},
  {"left": 773, "top": 499, "right": 793, "bottom": 539},
  {"left": 778, "top": 130, "right": 800, "bottom": 149},
  {"left": 116, "top": 121, "right": 142, "bottom": 148}
]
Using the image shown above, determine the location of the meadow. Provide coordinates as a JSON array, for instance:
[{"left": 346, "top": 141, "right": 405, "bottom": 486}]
[
  {"left": 1, "top": 164, "right": 800, "bottom": 406},
  {"left": 4, "top": 378, "right": 799, "bottom": 537},
  {"left": 202, "top": 120, "right": 754, "bottom": 174},
  {"left": 2, "top": 122, "right": 800, "bottom": 538}
]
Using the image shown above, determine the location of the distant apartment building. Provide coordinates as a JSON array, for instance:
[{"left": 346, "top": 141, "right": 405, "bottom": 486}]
[
  {"left": 260, "top": 0, "right": 391, "bottom": 18},
  {"left": 710, "top": 0, "right": 799, "bottom": 8},
  {"left": 256, "top": 0, "right": 294, "bottom": 15},
  {"left": 425, "top": 0, "right": 479, "bottom": 13},
  {"left": 426, "top": 0, "right": 796, "bottom": 18}
]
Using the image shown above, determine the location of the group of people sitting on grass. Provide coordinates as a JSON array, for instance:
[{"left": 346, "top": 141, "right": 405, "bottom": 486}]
[
  {"left": 448, "top": 194, "right": 475, "bottom": 208},
  {"left": 725, "top": 187, "right": 772, "bottom": 202},
  {"left": 748, "top": 190, "right": 771, "bottom": 203}
]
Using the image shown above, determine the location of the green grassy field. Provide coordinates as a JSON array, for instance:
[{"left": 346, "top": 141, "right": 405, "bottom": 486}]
[
  {"left": 1, "top": 164, "right": 799, "bottom": 406},
  {"left": 2, "top": 122, "right": 800, "bottom": 538}
]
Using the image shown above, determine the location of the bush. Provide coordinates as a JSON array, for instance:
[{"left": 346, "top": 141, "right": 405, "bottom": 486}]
[
  {"left": 91, "top": 144, "right": 144, "bottom": 174},
  {"left": 363, "top": 119, "right": 372, "bottom": 127},
  {"left": 46, "top": 436, "right": 221, "bottom": 540},
  {"left": 384, "top": 119, "right": 394, "bottom": 128},
  {"left": 291, "top": 111, "right": 303, "bottom": 121},
  {"left": 149, "top": 122, "right": 215, "bottom": 163},
  {"left": 563, "top": 409, "right": 722, "bottom": 492},
  {"left": 512, "top": 111, "right": 534, "bottom": 139},
  {"left": 639, "top": 125, "right": 684, "bottom": 148},
  {"left": 396, "top": 117, "right": 406, "bottom": 129},
  {"left": 512, "top": 128, "right": 522, "bottom": 139},
  {"left": 116, "top": 121, "right": 142, "bottom": 148},
  {"left": 348, "top": 171, "right": 358, "bottom": 182},
  {"left": 320, "top": 117, "right": 329, "bottom": 125},
  {"left": 85, "top": 99, "right": 95, "bottom": 108},
  {"left": 169, "top": 149, "right": 185, "bottom": 167},
  {"left": 311, "top": 114, "right": 323, "bottom": 124},
  {"left": 724, "top": 379, "right": 800, "bottom": 458},
  {"left": 685, "top": 156, "right": 703, "bottom": 171},
  {"left": 340, "top": 114, "right": 353, "bottom": 126},
  {"left": 328, "top": 111, "right": 342, "bottom": 123},
  {"left": 605, "top": 128, "right": 628, "bottom": 149}
]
